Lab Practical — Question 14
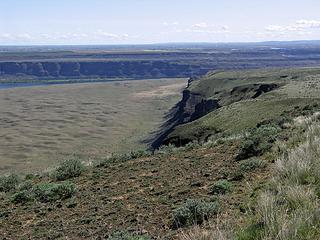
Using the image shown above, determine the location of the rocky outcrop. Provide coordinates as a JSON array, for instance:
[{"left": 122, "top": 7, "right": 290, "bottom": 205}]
[
  {"left": 178, "top": 90, "right": 220, "bottom": 123},
  {"left": 151, "top": 87, "right": 220, "bottom": 149},
  {"left": 151, "top": 82, "right": 280, "bottom": 148}
]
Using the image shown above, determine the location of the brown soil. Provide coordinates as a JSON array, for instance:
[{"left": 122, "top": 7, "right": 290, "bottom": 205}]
[{"left": 0, "top": 140, "right": 273, "bottom": 240}]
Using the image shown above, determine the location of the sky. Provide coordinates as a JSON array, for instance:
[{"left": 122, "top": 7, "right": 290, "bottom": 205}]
[{"left": 1, "top": 0, "right": 320, "bottom": 45}]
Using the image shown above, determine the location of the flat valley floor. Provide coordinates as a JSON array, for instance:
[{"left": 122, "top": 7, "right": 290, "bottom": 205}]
[{"left": 0, "top": 78, "right": 186, "bottom": 174}]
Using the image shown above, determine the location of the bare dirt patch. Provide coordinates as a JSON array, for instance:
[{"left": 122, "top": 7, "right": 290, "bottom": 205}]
[{"left": 133, "top": 82, "right": 186, "bottom": 98}]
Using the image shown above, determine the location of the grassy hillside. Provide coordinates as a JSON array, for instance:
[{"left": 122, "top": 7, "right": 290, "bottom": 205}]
[
  {"left": 1, "top": 111, "right": 318, "bottom": 239},
  {"left": 2, "top": 68, "right": 320, "bottom": 239},
  {"left": 164, "top": 68, "right": 320, "bottom": 146}
]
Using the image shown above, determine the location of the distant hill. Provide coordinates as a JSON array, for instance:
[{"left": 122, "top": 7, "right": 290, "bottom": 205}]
[{"left": 2, "top": 41, "right": 320, "bottom": 82}]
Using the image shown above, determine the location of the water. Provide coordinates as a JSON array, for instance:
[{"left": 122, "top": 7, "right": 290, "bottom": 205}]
[{"left": 0, "top": 80, "right": 115, "bottom": 90}]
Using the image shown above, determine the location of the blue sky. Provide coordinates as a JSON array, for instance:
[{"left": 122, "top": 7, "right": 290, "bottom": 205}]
[{"left": 1, "top": 0, "right": 320, "bottom": 45}]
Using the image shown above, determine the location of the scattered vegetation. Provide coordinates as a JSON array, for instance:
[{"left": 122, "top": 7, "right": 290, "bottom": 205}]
[
  {"left": 179, "top": 223, "right": 233, "bottom": 240},
  {"left": 209, "top": 180, "right": 233, "bottom": 195},
  {"left": 239, "top": 158, "right": 266, "bottom": 173},
  {"left": 237, "top": 123, "right": 320, "bottom": 240},
  {"left": 53, "top": 159, "right": 85, "bottom": 181},
  {"left": 32, "top": 182, "right": 76, "bottom": 203},
  {"left": 98, "top": 150, "right": 152, "bottom": 167},
  {"left": 237, "top": 124, "right": 280, "bottom": 160},
  {"left": 107, "top": 231, "right": 150, "bottom": 240},
  {"left": 11, "top": 182, "right": 76, "bottom": 204},
  {"left": 0, "top": 174, "right": 19, "bottom": 192},
  {"left": 3, "top": 68, "right": 320, "bottom": 239},
  {"left": 172, "top": 199, "right": 220, "bottom": 228}
]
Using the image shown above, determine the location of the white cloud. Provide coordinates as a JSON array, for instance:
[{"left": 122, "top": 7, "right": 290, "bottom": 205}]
[
  {"left": 40, "top": 33, "right": 51, "bottom": 39},
  {"left": 17, "top": 33, "right": 33, "bottom": 40},
  {"left": 1, "top": 33, "right": 12, "bottom": 39},
  {"left": 266, "top": 25, "right": 286, "bottom": 32},
  {"left": 192, "top": 22, "right": 209, "bottom": 28},
  {"left": 296, "top": 19, "right": 320, "bottom": 29},
  {"left": 178, "top": 23, "right": 230, "bottom": 34},
  {"left": 266, "top": 19, "right": 320, "bottom": 33},
  {"left": 0, "top": 31, "right": 132, "bottom": 44},
  {"left": 93, "top": 30, "right": 130, "bottom": 40},
  {"left": 163, "top": 21, "right": 179, "bottom": 26},
  {"left": 71, "top": 33, "right": 88, "bottom": 38}
]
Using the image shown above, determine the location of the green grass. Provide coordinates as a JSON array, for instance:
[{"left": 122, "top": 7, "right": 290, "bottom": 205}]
[
  {"left": 168, "top": 98, "right": 320, "bottom": 143},
  {"left": 167, "top": 68, "right": 320, "bottom": 145},
  {"left": 235, "top": 121, "right": 320, "bottom": 240},
  {"left": 189, "top": 67, "right": 320, "bottom": 97}
]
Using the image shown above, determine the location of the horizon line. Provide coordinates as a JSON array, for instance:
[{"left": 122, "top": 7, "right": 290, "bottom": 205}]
[{"left": 1, "top": 39, "right": 320, "bottom": 47}]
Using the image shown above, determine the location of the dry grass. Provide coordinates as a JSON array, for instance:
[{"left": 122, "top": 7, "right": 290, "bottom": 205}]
[
  {"left": 250, "top": 122, "right": 320, "bottom": 240},
  {"left": 178, "top": 218, "right": 233, "bottom": 240},
  {"left": 181, "top": 120, "right": 320, "bottom": 240},
  {"left": 0, "top": 78, "right": 186, "bottom": 174}
]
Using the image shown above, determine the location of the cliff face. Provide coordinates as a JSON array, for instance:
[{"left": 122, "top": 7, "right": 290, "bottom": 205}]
[
  {"left": 151, "top": 87, "right": 220, "bottom": 149},
  {"left": 0, "top": 61, "right": 205, "bottom": 80},
  {"left": 177, "top": 90, "right": 220, "bottom": 124},
  {"left": 152, "top": 81, "right": 280, "bottom": 148}
]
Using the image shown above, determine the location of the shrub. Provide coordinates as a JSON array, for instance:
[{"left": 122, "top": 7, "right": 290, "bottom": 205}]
[
  {"left": 25, "top": 174, "right": 35, "bottom": 180},
  {"left": 11, "top": 190, "right": 32, "bottom": 204},
  {"left": 53, "top": 159, "right": 85, "bottom": 181},
  {"left": 232, "top": 170, "right": 245, "bottom": 181},
  {"left": 10, "top": 182, "right": 76, "bottom": 204},
  {"left": 129, "top": 150, "right": 152, "bottom": 159},
  {"left": 107, "top": 231, "right": 150, "bottom": 240},
  {"left": 239, "top": 158, "right": 266, "bottom": 173},
  {"left": 218, "top": 167, "right": 231, "bottom": 179},
  {"left": 18, "top": 180, "right": 33, "bottom": 191},
  {"left": 209, "top": 180, "right": 233, "bottom": 195},
  {"left": 172, "top": 199, "right": 220, "bottom": 228},
  {"left": 156, "top": 144, "right": 179, "bottom": 155},
  {"left": 184, "top": 141, "right": 200, "bottom": 151},
  {"left": 237, "top": 125, "right": 280, "bottom": 160},
  {"left": 0, "top": 174, "right": 19, "bottom": 192},
  {"left": 32, "top": 182, "right": 76, "bottom": 202},
  {"left": 98, "top": 154, "right": 129, "bottom": 167},
  {"left": 98, "top": 152, "right": 141, "bottom": 167}
]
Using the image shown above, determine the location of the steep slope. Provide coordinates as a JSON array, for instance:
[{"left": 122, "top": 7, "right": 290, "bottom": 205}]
[{"left": 156, "top": 68, "right": 320, "bottom": 147}]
